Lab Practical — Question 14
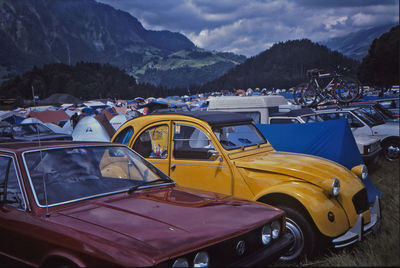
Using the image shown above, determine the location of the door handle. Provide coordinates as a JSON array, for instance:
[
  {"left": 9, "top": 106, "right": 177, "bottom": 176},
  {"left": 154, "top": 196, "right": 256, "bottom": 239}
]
[{"left": 171, "top": 164, "right": 176, "bottom": 170}]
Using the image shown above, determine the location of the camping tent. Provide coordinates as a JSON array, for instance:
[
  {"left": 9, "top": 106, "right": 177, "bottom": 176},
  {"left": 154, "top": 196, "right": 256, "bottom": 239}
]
[
  {"left": 0, "top": 112, "right": 25, "bottom": 124},
  {"left": 109, "top": 114, "right": 128, "bottom": 131},
  {"left": 72, "top": 116, "right": 110, "bottom": 142},
  {"left": 21, "top": 117, "right": 43, "bottom": 124},
  {"left": 256, "top": 119, "right": 382, "bottom": 203},
  {"left": 27, "top": 110, "right": 70, "bottom": 125}
]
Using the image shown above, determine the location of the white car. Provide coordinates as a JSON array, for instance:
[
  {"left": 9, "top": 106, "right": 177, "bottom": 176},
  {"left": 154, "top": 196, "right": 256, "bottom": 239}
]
[{"left": 315, "top": 107, "right": 399, "bottom": 161}]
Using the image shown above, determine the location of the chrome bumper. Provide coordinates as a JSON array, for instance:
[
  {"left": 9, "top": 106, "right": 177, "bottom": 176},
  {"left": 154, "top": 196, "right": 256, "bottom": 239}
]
[{"left": 332, "top": 196, "right": 381, "bottom": 248}]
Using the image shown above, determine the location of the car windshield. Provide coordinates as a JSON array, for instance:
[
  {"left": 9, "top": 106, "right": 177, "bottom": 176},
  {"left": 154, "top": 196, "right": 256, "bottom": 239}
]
[
  {"left": 23, "top": 145, "right": 172, "bottom": 206},
  {"left": 212, "top": 124, "right": 267, "bottom": 150},
  {"left": 300, "top": 114, "right": 325, "bottom": 123},
  {"left": 352, "top": 108, "right": 383, "bottom": 127},
  {"left": 373, "top": 104, "right": 395, "bottom": 120},
  {"left": 13, "top": 124, "right": 53, "bottom": 136}
]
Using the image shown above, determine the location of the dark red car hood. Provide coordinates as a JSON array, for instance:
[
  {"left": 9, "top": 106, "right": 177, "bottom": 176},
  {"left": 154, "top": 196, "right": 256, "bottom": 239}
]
[{"left": 48, "top": 186, "right": 283, "bottom": 265}]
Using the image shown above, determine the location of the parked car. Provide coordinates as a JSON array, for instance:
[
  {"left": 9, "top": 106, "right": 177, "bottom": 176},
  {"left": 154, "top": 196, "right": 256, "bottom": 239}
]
[
  {"left": 314, "top": 107, "right": 400, "bottom": 161},
  {"left": 0, "top": 123, "right": 72, "bottom": 142},
  {"left": 0, "top": 141, "right": 292, "bottom": 267},
  {"left": 267, "top": 108, "right": 382, "bottom": 167},
  {"left": 344, "top": 101, "right": 398, "bottom": 123},
  {"left": 376, "top": 98, "right": 399, "bottom": 118},
  {"left": 112, "top": 111, "right": 381, "bottom": 261},
  {"left": 207, "top": 95, "right": 290, "bottom": 124}
]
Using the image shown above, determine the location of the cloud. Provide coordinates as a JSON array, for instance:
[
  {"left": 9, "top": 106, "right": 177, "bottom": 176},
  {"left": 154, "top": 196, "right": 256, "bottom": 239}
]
[{"left": 96, "top": 0, "right": 399, "bottom": 56}]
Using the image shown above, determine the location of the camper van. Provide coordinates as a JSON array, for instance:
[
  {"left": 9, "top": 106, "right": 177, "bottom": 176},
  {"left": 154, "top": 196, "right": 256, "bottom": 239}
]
[{"left": 207, "top": 95, "right": 296, "bottom": 124}]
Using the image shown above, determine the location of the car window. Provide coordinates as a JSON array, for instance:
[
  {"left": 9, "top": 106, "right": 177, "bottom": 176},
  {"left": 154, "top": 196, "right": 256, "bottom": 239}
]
[
  {"left": 270, "top": 118, "right": 299, "bottom": 124},
  {"left": 324, "top": 112, "right": 364, "bottom": 128},
  {"left": 173, "top": 124, "right": 216, "bottom": 160},
  {"left": 301, "top": 115, "right": 324, "bottom": 123},
  {"left": 0, "top": 156, "right": 25, "bottom": 210},
  {"left": 132, "top": 125, "right": 168, "bottom": 159},
  {"left": 213, "top": 124, "right": 267, "bottom": 150},
  {"left": 236, "top": 112, "right": 260, "bottom": 124},
  {"left": 0, "top": 126, "right": 12, "bottom": 136},
  {"left": 24, "top": 146, "right": 169, "bottom": 206},
  {"left": 319, "top": 113, "right": 339, "bottom": 121},
  {"left": 114, "top": 126, "right": 134, "bottom": 145}
]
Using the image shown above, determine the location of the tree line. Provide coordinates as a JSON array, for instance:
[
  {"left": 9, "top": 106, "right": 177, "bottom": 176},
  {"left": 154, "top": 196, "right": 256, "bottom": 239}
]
[{"left": 0, "top": 62, "right": 188, "bottom": 102}]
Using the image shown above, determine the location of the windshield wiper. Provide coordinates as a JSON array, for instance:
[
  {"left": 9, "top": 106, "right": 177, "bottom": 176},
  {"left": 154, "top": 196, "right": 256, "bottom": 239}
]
[{"left": 127, "top": 178, "right": 173, "bottom": 194}]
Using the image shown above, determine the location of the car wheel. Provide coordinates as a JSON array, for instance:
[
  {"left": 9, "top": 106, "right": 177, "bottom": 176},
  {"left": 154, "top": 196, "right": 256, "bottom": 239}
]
[
  {"left": 382, "top": 139, "right": 400, "bottom": 161},
  {"left": 278, "top": 206, "right": 318, "bottom": 262}
]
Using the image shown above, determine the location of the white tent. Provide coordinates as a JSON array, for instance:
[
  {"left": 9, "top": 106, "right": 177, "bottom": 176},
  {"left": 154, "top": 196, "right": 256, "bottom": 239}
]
[
  {"left": 62, "top": 120, "right": 73, "bottom": 134},
  {"left": 72, "top": 116, "right": 110, "bottom": 142},
  {"left": 109, "top": 114, "right": 128, "bottom": 131},
  {"left": 21, "top": 118, "right": 43, "bottom": 124},
  {"left": 44, "top": 122, "right": 72, "bottom": 134}
]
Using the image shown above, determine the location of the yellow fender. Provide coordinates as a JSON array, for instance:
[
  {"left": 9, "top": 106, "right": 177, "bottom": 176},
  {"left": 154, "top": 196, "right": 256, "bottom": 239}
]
[{"left": 254, "top": 182, "right": 350, "bottom": 237}]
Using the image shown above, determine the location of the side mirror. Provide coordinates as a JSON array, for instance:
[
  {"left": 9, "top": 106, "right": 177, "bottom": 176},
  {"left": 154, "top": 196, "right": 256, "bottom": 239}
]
[{"left": 207, "top": 149, "right": 220, "bottom": 161}]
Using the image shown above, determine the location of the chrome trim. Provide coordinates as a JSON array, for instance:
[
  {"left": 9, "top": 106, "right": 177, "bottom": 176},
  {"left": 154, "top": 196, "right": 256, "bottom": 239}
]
[
  {"left": 21, "top": 144, "right": 175, "bottom": 208},
  {"left": 150, "top": 162, "right": 169, "bottom": 165},
  {"left": 0, "top": 154, "right": 28, "bottom": 211},
  {"left": 172, "top": 163, "right": 228, "bottom": 168},
  {"left": 332, "top": 196, "right": 381, "bottom": 248},
  {"left": 227, "top": 145, "right": 271, "bottom": 156}
]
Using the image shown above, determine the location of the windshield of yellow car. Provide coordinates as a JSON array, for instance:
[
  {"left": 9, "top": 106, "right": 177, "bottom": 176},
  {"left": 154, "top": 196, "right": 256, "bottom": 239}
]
[{"left": 212, "top": 124, "right": 267, "bottom": 150}]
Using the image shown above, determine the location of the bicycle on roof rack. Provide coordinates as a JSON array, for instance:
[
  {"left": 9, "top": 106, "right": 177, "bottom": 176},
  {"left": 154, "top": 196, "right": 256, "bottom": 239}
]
[{"left": 293, "top": 68, "right": 362, "bottom": 107}]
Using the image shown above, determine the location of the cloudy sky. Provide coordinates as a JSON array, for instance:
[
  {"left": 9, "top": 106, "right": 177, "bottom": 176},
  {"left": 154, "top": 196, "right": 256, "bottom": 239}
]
[{"left": 96, "top": 0, "right": 399, "bottom": 57}]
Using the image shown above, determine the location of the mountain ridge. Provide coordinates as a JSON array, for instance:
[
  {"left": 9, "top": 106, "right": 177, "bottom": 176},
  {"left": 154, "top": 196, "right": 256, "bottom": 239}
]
[
  {"left": 322, "top": 24, "right": 396, "bottom": 60},
  {"left": 0, "top": 0, "right": 244, "bottom": 87}
]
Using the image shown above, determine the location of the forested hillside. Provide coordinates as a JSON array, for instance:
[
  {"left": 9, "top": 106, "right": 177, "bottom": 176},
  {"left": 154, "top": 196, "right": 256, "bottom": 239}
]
[
  {"left": 357, "top": 25, "right": 399, "bottom": 88},
  {"left": 202, "top": 39, "right": 360, "bottom": 90},
  {"left": 0, "top": 62, "right": 186, "bottom": 100}
]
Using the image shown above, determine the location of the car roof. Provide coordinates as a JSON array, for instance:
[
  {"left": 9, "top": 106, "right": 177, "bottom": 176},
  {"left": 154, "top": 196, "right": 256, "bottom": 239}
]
[
  {"left": 270, "top": 108, "right": 315, "bottom": 117},
  {"left": 315, "top": 107, "right": 360, "bottom": 112},
  {"left": 0, "top": 141, "right": 116, "bottom": 153},
  {"left": 152, "top": 111, "right": 253, "bottom": 126}
]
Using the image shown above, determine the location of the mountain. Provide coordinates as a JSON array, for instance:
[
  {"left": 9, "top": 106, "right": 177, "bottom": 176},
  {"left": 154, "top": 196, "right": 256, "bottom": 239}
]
[
  {"left": 136, "top": 48, "right": 245, "bottom": 87},
  {"left": 322, "top": 24, "right": 396, "bottom": 61},
  {"left": 202, "top": 39, "right": 360, "bottom": 90},
  {"left": 357, "top": 25, "right": 399, "bottom": 87},
  {"left": 0, "top": 0, "right": 245, "bottom": 87}
]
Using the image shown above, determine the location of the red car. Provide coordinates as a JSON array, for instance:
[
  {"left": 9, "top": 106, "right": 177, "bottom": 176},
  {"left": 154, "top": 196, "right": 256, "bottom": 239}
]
[{"left": 0, "top": 141, "right": 291, "bottom": 267}]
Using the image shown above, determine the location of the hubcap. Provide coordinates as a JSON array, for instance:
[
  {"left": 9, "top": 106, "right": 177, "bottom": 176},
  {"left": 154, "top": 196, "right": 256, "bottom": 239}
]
[
  {"left": 279, "top": 218, "right": 304, "bottom": 261},
  {"left": 385, "top": 144, "right": 400, "bottom": 161}
]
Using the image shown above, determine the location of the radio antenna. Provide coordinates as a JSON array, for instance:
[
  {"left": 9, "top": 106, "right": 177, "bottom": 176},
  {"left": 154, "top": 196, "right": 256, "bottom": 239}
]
[{"left": 32, "top": 85, "right": 50, "bottom": 217}]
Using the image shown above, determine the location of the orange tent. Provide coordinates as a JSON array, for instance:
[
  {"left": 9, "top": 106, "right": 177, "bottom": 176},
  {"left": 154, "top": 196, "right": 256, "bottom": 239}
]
[{"left": 27, "top": 110, "right": 70, "bottom": 125}]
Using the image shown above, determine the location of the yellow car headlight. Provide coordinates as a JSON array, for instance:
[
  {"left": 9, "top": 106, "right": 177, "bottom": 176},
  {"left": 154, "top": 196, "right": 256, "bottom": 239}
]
[{"left": 351, "top": 164, "right": 368, "bottom": 180}]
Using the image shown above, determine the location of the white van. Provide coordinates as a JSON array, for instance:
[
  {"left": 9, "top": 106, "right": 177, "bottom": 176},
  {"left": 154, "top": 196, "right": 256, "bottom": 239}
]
[{"left": 207, "top": 95, "right": 296, "bottom": 124}]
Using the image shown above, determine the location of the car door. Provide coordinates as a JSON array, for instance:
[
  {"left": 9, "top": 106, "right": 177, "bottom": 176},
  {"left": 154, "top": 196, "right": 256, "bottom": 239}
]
[
  {"left": 0, "top": 154, "right": 35, "bottom": 264},
  {"left": 169, "top": 122, "right": 233, "bottom": 195},
  {"left": 131, "top": 122, "right": 171, "bottom": 175}
]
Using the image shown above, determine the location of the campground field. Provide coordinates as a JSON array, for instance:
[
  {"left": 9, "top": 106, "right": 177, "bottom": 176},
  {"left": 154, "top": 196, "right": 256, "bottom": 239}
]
[{"left": 279, "top": 157, "right": 400, "bottom": 266}]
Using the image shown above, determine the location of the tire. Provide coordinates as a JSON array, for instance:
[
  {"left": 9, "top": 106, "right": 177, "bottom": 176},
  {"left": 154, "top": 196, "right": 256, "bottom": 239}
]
[
  {"left": 382, "top": 138, "right": 400, "bottom": 161},
  {"left": 334, "top": 79, "right": 362, "bottom": 103},
  {"left": 300, "top": 80, "right": 319, "bottom": 107},
  {"left": 278, "top": 206, "right": 319, "bottom": 262}
]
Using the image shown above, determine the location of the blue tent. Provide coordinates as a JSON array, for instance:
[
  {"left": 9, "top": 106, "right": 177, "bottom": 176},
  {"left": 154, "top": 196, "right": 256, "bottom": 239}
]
[
  {"left": 2, "top": 114, "right": 25, "bottom": 124},
  {"left": 256, "top": 119, "right": 382, "bottom": 202}
]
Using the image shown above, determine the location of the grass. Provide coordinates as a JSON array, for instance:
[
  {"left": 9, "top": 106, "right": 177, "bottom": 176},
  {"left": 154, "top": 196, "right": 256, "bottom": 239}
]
[{"left": 278, "top": 158, "right": 400, "bottom": 267}]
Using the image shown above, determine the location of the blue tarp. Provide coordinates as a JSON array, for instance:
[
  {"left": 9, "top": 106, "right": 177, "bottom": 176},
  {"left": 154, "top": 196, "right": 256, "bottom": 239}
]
[
  {"left": 256, "top": 119, "right": 382, "bottom": 202},
  {"left": 358, "top": 94, "right": 396, "bottom": 101},
  {"left": 2, "top": 114, "right": 25, "bottom": 124}
]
